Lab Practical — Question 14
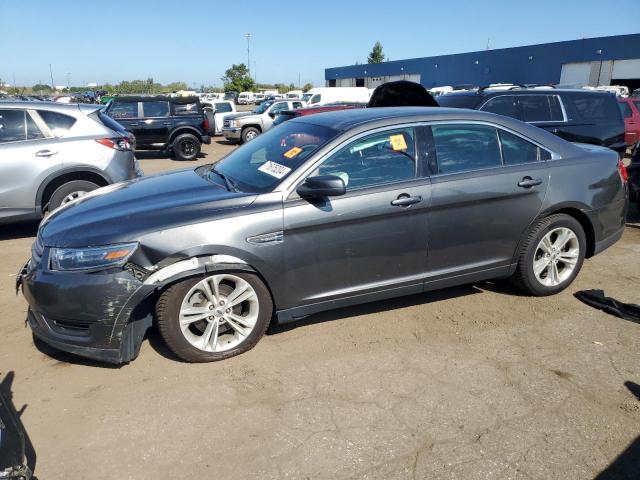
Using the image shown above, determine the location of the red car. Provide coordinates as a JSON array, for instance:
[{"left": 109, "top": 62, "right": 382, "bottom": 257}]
[
  {"left": 618, "top": 97, "right": 640, "bottom": 146},
  {"left": 273, "top": 103, "right": 366, "bottom": 126}
]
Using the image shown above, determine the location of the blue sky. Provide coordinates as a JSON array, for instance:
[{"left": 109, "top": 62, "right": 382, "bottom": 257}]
[{"left": 1, "top": 0, "right": 638, "bottom": 88}]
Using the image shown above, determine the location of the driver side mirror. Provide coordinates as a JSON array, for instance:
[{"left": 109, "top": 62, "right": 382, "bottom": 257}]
[
  {"left": 296, "top": 175, "right": 346, "bottom": 198},
  {"left": 268, "top": 111, "right": 276, "bottom": 118}
]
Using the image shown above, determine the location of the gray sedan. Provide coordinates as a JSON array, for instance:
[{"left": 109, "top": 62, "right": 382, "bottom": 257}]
[
  {"left": 0, "top": 102, "right": 140, "bottom": 224},
  {"left": 19, "top": 107, "right": 628, "bottom": 364}
]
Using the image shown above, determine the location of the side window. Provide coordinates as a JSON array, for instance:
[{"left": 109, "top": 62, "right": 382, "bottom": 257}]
[
  {"left": 38, "top": 110, "right": 77, "bottom": 136},
  {"left": 634, "top": 101, "right": 640, "bottom": 115},
  {"left": 432, "top": 124, "right": 501, "bottom": 174},
  {"left": 174, "top": 102, "right": 199, "bottom": 115},
  {"left": 0, "top": 110, "right": 26, "bottom": 143},
  {"left": 619, "top": 102, "right": 632, "bottom": 118},
  {"left": 481, "top": 96, "right": 518, "bottom": 118},
  {"left": 26, "top": 113, "right": 45, "bottom": 140},
  {"left": 215, "top": 102, "right": 232, "bottom": 113},
  {"left": 569, "top": 95, "right": 620, "bottom": 121},
  {"left": 499, "top": 130, "right": 540, "bottom": 165},
  {"left": 108, "top": 102, "right": 138, "bottom": 119},
  {"left": 142, "top": 101, "right": 169, "bottom": 118},
  {"left": 520, "top": 95, "right": 556, "bottom": 122},
  {"left": 293, "top": 102, "right": 303, "bottom": 109},
  {"left": 270, "top": 102, "right": 288, "bottom": 114},
  {"left": 314, "top": 128, "right": 416, "bottom": 190},
  {"left": 309, "top": 94, "right": 321, "bottom": 104}
]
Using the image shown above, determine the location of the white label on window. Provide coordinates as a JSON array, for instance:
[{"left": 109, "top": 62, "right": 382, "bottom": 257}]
[{"left": 258, "top": 161, "right": 291, "bottom": 179}]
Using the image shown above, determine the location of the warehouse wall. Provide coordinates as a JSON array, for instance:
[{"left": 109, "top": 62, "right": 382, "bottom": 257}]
[{"left": 325, "top": 34, "right": 640, "bottom": 88}]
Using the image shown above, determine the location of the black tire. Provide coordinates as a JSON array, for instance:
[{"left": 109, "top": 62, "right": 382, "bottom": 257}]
[
  {"left": 241, "top": 127, "right": 260, "bottom": 144},
  {"left": 48, "top": 180, "right": 99, "bottom": 211},
  {"left": 156, "top": 272, "right": 273, "bottom": 362},
  {"left": 171, "top": 133, "right": 201, "bottom": 161},
  {"left": 511, "top": 214, "right": 586, "bottom": 296}
]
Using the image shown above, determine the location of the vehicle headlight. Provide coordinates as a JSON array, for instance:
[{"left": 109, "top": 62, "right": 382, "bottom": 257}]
[
  {"left": 228, "top": 120, "right": 236, "bottom": 128},
  {"left": 50, "top": 243, "right": 138, "bottom": 271}
]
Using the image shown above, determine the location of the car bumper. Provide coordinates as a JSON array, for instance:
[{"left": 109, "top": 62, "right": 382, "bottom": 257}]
[
  {"left": 17, "top": 256, "right": 154, "bottom": 364},
  {"left": 222, "top": 128, "right": 242, "bottom": 140}
]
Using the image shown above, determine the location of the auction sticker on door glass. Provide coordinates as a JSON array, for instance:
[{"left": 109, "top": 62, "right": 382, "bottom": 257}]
[
  {"left": 259, "top": 161, "right": 292, "bottom": 179},
  {"left": 390, "top": 134, "right": 408, "bottom": 151}
]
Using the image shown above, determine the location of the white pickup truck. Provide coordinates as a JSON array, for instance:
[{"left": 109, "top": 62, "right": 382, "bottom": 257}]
[{"left": 221, "top": 99, "right": 305, "bottom": 143}]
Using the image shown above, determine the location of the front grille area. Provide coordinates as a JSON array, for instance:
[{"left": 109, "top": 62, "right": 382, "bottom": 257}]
[{"left": 223, "top": 119, "right": 232, "bottom": 128}]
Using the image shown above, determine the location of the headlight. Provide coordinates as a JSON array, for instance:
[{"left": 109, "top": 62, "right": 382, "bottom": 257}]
[
  {"left": 50, "top": 243, "right": 138, "bottom": 271},
  {"left": 228, "top": 120, "right": 236, "bottom": 128}
]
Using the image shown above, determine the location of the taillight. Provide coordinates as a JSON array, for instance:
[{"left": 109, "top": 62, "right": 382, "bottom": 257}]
[
  {"left": 618, "top": 159, "right": 628, "bottom": 183},
  {"left": 203, "top": 116, "right": 210, "bottom": 131},
  {"left": 96, "top": 137, "right": 132, "bottom": 151}
]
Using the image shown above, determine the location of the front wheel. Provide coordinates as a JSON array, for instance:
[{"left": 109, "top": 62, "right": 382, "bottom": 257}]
[
  {"left": 156, "top": 272, "right": 273, "bottom": 362},
  {"left": 511, "top": 214, "right": 586, "bottom": 296},
  {"left": 241, "top": 127, "right": 260, "bottom": 144}
]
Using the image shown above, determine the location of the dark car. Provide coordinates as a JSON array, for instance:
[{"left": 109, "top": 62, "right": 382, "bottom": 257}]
[
  {"left": 628, "top": 142, "right": 640, "bottom": 212},
  {"left": 18, "top": 108, "right": 628, "bottom": 365},
  {"left": 105, "top": 95, "right": 211, "bottom": 161},
  {"left": 273, "top": 103, "right": 366, "bottom": 127},
  {"left": 437, "top": 87, "right": 626, "bottom": 154}
]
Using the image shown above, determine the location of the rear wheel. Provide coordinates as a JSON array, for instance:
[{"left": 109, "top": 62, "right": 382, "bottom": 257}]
[
  {"left": 511, "top": 214, "right": 586, "bottom": 296},
  {"left": 241, "top": 127, "right": 260, "bottom": 144},
  {"left": 48, "top": 180, "right": 99, "bottom": 211},
  {"left": 171, "top": 133, "right": 201, "bottom": 161},
  {"left": 156, "top": 272, "right": 273, "bottom": 362}
]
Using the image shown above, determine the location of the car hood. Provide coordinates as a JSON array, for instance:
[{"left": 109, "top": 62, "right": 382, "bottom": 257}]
[
  {"left": 225, "top": 112, "right": 258, "bottom": 121},
  {"left": 40, "top": 168, "right": 257, "bottom": 247}
]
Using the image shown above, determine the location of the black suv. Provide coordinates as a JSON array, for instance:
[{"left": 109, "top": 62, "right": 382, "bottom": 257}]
[
  {"left": 105, "top": 95, "right": 211, "bottom": 160},
  {"left": 437, "top": 87, "right": 626, "bottom": 154}
]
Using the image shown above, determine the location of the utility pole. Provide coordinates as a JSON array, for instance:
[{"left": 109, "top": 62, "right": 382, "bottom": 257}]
[
  {"left": 245, "top": 33, "right": 252, "bottom": 78},
  {"left": 254, "top": 61, "right": 257, "bottom": 84},
  {"left": 298, "top": 72, "right": 301, "bottom": 89},
  {"left": 49, "top": 64, "right": 54, "bottom": 90},
  {"left": 66, "top": 72, "right": 71, "bottom": 90}
]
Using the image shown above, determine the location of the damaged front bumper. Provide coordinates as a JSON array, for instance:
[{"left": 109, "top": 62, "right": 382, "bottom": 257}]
[{"left": 17, "top": 254, "right": 155, "bottom": 365}]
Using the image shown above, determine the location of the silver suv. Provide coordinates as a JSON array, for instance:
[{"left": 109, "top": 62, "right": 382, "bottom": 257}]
[{"left": 0, "top": 102, "right": 141, "bottom": 224}]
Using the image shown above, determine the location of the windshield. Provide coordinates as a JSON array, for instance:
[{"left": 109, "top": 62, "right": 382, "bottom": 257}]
[
  {"left": 210, "top": 121, "right": 339, "bottom": 193},
  {"left": 253, "top": 100, "right": 274, "bottom": 114}
]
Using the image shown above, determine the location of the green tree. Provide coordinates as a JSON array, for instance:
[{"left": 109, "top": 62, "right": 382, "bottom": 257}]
[
  {"left": 302, "top": 83, "right": 313, "bottom": 92},
  {"left": 288, "top": 83, "right": 295, "bottom": 91},
  {"left": 221, "top": 64, "right": 255, "bottom": 93},
  {"left": 367, "top": 41, "right": 385, "bottom": 64},
  {"left": 32, "top": 83, "right": 53, "bottom": 92},
  {"left": 165, "top": 81, "right": 189, "bottom": 92}
]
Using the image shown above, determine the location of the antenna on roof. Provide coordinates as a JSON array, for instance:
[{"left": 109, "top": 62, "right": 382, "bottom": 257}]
[{"left": 486, "top": 37, "right": 491, "bottom": 50}]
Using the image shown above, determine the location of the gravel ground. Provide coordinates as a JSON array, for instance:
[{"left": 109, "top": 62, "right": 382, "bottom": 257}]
[{"left": 1, "top": 137, "right": 639, "bottom": 479}]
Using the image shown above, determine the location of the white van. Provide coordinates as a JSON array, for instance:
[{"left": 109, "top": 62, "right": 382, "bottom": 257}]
[
  {"left": 286, "top": 90, "right": 303, "bottom": 100},
  {"left": 306, "top": 87, "right": 371, "bottom": 106},
  {"left": 237, "top": 92, "right": 255, "bottom": 105}
]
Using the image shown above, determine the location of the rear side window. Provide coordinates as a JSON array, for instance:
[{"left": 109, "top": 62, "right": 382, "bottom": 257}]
[
  {"left": 568, "top": 94, "right": 620, "bottom": 121},
  {"left": 109, "top": 102, "right": 138, "bottom": 119},
  {"left": 214, "top": 102, "right": 232, "bottom": 113},
  {"left": 619, "top": 102, "right": 632, "bottom": 118},
  {"left": 26, "top": 114, "right": 45, "bottom": 140},
  {"left": 519, "top": 95, "right": 564, "bottom": 122},
  {"left": 309, "top": 94, "right": 321, "bottom": 104},
  {"left": 39, "top": 110, "right": 77, "bottom": 136},
  {"left": 432, "top": 124, "right": 501, "bottom": 174},
  {"left": 634, "top": 101, "right": 640, "bottom": 114},
  {"left": 499, "top": 130, "right": 540, "bottom": 165},
  {"left": 481, "top": 96, "right": 518, "bottom": 118},
  {"left": 173, "top": 102, "right": 199, "bottom": 115},
  {"left": 293, "top": 102, "right": 303, "bottom": 109},
  {"left": 0, "top": 110, "right": 26, "bottom": 142},
  {"left": 142, "top": 101, "right": 169, "bottom": 117}
]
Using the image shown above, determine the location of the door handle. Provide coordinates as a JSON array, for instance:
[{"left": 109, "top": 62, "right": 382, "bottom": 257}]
[
  {"left": 518, "top": 177, "right": 542, "bottom": 188},
  {"left": 129, "top": 123, "right": 139, "bottom": 126},
  {"left": 35, "top": 150, "right": 57, "bottom": 157},
  {"left": 391, "top": 195, "right": 422, "bottom": 207},
  {"left": 162, "top": 122, "right": 171, "bottom": 125}
]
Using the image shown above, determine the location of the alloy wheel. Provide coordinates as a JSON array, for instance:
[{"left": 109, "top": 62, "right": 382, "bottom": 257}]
[
  {"left": 532, "top": 227, "right": 580, "bottom": 287},
  {"left": 178, "top": 274, "right": 259, "bottom": 352},
  {"left": 61, "top": 190, "right": 88, "bottom": 205}
]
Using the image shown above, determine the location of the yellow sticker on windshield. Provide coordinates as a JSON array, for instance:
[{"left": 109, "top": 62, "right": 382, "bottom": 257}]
[
  {"left": 390, "top": 134, "right": 408, "bottom": 151},
  {"left": 284, "top": 146, "right": 303, "bottom": 159}
]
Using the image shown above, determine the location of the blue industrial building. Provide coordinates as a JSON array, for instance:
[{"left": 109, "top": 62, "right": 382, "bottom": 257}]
[{"left": 325, "top": 34, "right": 640, "bottom": 91}]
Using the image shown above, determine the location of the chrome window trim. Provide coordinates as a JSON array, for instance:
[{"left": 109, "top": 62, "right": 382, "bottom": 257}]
[{"left": 479, "top": 94, "right": 568, "bottom": 123}]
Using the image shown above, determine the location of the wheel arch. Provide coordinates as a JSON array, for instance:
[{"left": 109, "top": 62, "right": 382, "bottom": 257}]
[
  {"left": 241, "top": 124, "right": 262, "bottom": 134},
  {"left": 168, "top": 127, "right": 203, "bottom": 144},
  {"left": 36, "top": 167, "right": 111, "bottom": 213}
]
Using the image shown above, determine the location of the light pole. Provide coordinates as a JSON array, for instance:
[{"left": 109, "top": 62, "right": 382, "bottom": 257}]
[
  {"left": 245, "top": 33, "right": 251, "bottom": 78},
  {"left": 49, "top": 64, "right": 54, "bottom": 91},
  {"left": 66, "top": 72, "right": 71, "bottom": 90}
]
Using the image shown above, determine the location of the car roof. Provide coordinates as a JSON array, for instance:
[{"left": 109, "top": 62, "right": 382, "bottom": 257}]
[
  {"left": 0, "top": 101, "right": 100, "bottom": 114},
  {"left": 443, "top": 88, "right": 616, "bottom": 98},
  {"left": 112, "top": 95, "right": 200, "bottom": 103},
  {"left": 292, "top": 106, "right": 580, "bottom": 156}
]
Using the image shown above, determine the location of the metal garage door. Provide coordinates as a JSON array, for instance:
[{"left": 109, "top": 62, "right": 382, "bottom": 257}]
[
  {"left": 560, "top": 62, "right": 591, "bottom": 86},
  {"left": 612, "top": 59, "right": 640, "bottom": 79}
]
